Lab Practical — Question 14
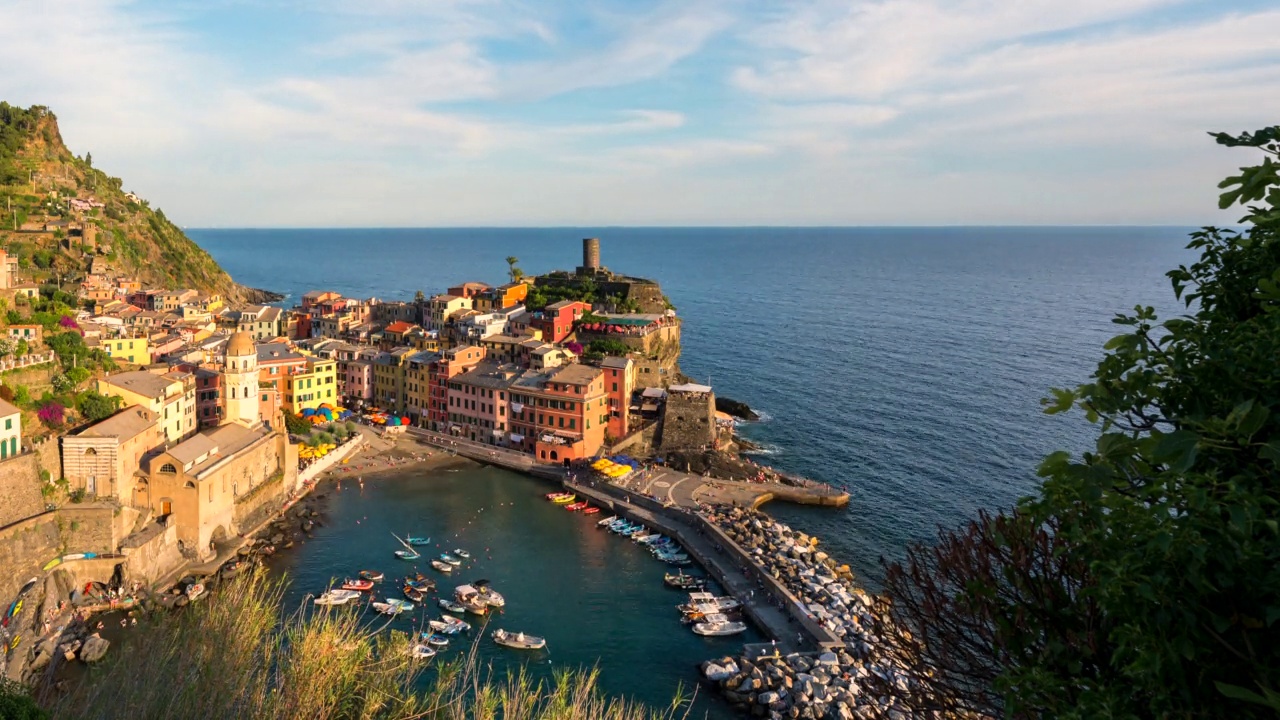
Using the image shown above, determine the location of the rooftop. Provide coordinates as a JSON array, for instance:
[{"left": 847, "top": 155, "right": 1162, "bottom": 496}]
[
  {"left": 548, "top": 363, "right": 602, "bottom": 386},
  {"left": 168, "top": 422, "right": 270, "bottom": 477},
  {"left": 454, "top": 361, "right": 520, "bottom": 390},
  {"left": 257, "top": 343, "right": 304, "bottom": 362},
  {"left": 78, "top": 405, "right": 157, "bottom": 441},
  {"left": 101, "top": 371, "right": 178, "bottom": 400},
  {"left": 0, "top": 398, "right": 19, "bottom": 417}
]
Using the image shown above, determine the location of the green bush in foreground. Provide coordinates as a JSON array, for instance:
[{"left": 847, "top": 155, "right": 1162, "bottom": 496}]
[{"left": 42, "top": 571, "right": 691, "bottom": 720}]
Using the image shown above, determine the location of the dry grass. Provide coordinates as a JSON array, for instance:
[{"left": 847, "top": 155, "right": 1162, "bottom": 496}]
[{"left": 43, "top": 571, "right": 695, "bottom": 720}]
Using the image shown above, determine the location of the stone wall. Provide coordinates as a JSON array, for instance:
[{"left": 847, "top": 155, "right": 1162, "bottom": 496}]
[
  {"left": 0, "top": 503, "right": 120, "bottom": 609},
  {"left": 0, "top": 452, "right": 46, "bottom": 529},
  {"left": 32, "top": 435, "right": 61, "bottom": 483},
  {"left": 121, "top": 522, "right": 183, "bottom": 588},
  {"left": 658, "top": 391, "right": 716, "bottom": 452}
]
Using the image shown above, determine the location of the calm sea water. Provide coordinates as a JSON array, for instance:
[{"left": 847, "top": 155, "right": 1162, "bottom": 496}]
[{"left": 192, "top": 227, "right": 1195, "bottom": 706}]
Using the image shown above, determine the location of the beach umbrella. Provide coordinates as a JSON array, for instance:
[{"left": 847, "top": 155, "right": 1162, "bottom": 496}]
[{"left": 400, "top": 416, "right": 410, "bottom": 425}]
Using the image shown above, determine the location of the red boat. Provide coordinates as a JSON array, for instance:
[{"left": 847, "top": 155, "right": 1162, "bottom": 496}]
[
  {"left": 341, "top": 578, "right": 375, "bottom": 592},
  {"left": 582, "top": 507, "right": 600, "bottom": 515},
  {"left": 565, "top": 502, "right": 588, "bottom": 511}
]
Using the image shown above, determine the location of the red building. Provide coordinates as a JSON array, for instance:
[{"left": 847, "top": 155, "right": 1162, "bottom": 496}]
[
  {"left": 508, "top": 363, "right": 607, "bottom": 463},
  {"left": 427, "top": 345, "right": 487, "bottom": 431},
  {"left": 529, "top": 300, "right": 590, "bottom": 344},
  {"left": 600, "top": 356, "right": 635, "bottom": 439}
]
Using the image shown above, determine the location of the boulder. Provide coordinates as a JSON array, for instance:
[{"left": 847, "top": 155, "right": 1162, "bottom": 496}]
[
  {"left": 79, "top": 635, "right": 110, "bottom": 663},
  {"left": 704, "top": 663, "right": 734, "bottom": 682}
]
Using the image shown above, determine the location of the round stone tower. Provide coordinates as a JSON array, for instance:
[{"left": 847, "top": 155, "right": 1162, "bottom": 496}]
[{"left": 583, "top": 237, "right": 600, "bottom": 271}]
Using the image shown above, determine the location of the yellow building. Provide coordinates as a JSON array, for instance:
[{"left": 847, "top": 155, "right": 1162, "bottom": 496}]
[
  {"left": 427, "top": 294, "right": 473, "bottom": 332},
  {"left": 103, "top": 335, "right": 151, "bottom": 365},
  {"left": 97, "top": 370, "right": 197, "bottom": 444},
  {"left": 283, "top": 356, "right": 338, "bottom": 413},
  {"left": 371, "top": 347, "right": 413, "bottom": 413}
]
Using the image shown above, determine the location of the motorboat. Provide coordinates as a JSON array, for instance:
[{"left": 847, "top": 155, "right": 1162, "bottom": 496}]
[
  {"left": 341, "top": 578, "right": 375, "bottom": 592},
  {"left": 638, "top": 535, "right": 665, "bottom": 545},
  {"left": 372, "top": 601, "right": 403, "bottom": 615},
  {"left": 582, "top": 507, "right": 600, "bottom": 515},
  {"left": 664, "top": 572, "right": 707, "bottom": 591},
  {"left": 477, "top": 587, "right": 505, "bottom": 608},
  {"left": 428, "top": 615, "right": 471, "bottom": 633},
  {"left": 409, "top": 643, "right": 437, "bottom": 659},
  {"left": 552, "top": 493, "right": 576, "bottom": 505},
  {"left": 632, "top": 533, "right": 658, "bottom": 543},
  {"left": 493, "top": 629, "right": 546, "bottom": 650},
  {"left": 431, "top": 560, "right": 454, "bottom": 573},
  {"left": 395, "top": 550, "right": 422, "bottom": 561},
  {"left": 596, "top": 515, "right": 618, "bottom": 526},
  {"left": 314, "top": 588, "right": 362, "bottom": 605},
  {"left": 403, "top": 586, "right": 425, "bottom": 604},
  {"left": 387, "top": 598, "right": 415, "bottom": 612},
  {"left": 358, "top": 570, "right": 385, "bottom": 582},
  {"left": 405, "top": 535, "right": 431, "bottom": 546},
  {"left": 686, "top": 592, "right": 742, "bottom": 612},
  {"left": 462, "top": 599, "right": 488, "bottom": 615},
  {"left": 405, "top": 577, "right": 435, "bottom": 592},
  {"left": 565, "top": 501, "right": 588, "bottom": 511},
  {"left": 454, "top": 549, "right": 471, "bottom": 559},
  {"left": 692, "top": 614, "right": 748, "bottom": 636},
  {"left": 439, "top": 554, "right": 463, "bottom": 566},
  {"left": 438, "top": 598, "right": 466, "bottom": 613},
  {"left": 423, "top": 633, "right": 450, "bottom": 647}
]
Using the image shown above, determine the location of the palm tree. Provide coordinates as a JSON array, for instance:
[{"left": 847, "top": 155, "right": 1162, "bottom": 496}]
[{"left": 505, "top": 256, "right": 521, "bottom": 282}]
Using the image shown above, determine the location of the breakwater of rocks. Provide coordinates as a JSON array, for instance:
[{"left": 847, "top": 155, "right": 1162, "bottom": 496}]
[{"left": 701, "top": 508, "right": 910, "bottom": 719}]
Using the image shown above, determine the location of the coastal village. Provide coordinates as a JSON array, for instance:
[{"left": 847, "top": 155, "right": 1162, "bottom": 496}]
[{"left": 0, "top": 213, "right": 894, "bottom": 718}]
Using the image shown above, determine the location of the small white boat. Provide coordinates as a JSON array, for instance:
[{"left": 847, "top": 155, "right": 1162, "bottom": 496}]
[
  {"left": 387, "top": 598, "right": 415, "bottom": 612},
  {"left": 439, "top": 554, "right": 463, "bottom": 566},
  {"left": 395, "top": 550, "right": 421, "bottom": 561},
  {"left": 314, "top": 588, "right": 361, "bottom": 606},
  {"left": 424, "top": 633, "right": 449, "bottom": 647},
  {"left": 596, "top": 515, "right": 618, "bottom": 527},
  {"left": 431, "top": 560, "right": 454, "bottom": 573},
  {"left": 372, "top": 601, "right": 403, "bottom": 615},
  {"left": 409, "top": 643, "right": 436, "bottom": 659},
  {"left": 186, "top": 583, "right": 207, "bottom": 601},
  {"left": 478, "top": 588, "right": 505, "bottom": 608},
  {"left": 429, "top": 616, "right": 471, "bottom": 634},
  {"left": 692, "top": 613, "right": 747, "bottom": 636},
  {"left": 686, "top": 592, "right": 741, "bottom": 612},
  {"left": 438, "top": 598, "right": 466, "bottom": 613},
  {"left": 454, "top": 549, "right": 471, "bottom": 559},
  {"left": 493, "top": 628, "right": 546, "bottom": 650}
]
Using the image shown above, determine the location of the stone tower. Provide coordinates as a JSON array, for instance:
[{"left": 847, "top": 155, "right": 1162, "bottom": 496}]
[
  {"left": 224, "top": 331, "right": 260, "bottom": 426},
  {"left": 581, "top": 237, "right": 600, "bottom": 274}
]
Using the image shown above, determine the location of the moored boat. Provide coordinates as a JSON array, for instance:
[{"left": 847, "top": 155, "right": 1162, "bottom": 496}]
[
  {"left": 438, "top": 598, "right": 466, "bottom": 613},
  {"left": 395, "top": 550, "right": 421, "bottom": 561},
  {"left": 423, "top": 633, "right": 449, "bottom": 647},
  {"left": 692, "top": 613, "right": 747, "bottom": 636},
  {"left": 552, "top": 493, "right": 576, "bottom": 504},
  {"left": 565, "top": 501, "right": 588, "bottom": 511},
  {"left": 314, "top": 588, "right": 361, "bottom": 605},
  {"left": 358, "top": 570, "right": 385, "bottom": 582},
  {"left": 493, "top": 629, "right": 546, "bottom": 650},
  {"left": 596, "top": 515, "right": 618, "bottom": 526},
  {"left": 454, "top": 549, "right": 471, "bottom": 558},
  {"left": 405, "top": 535, "right": 431, "bottom": 546},
  {"left": 387, "top": 598, "right": 415, "bottom": 612},
  {"left": 545, "top": 492, "right": 572, "bottom": 501},
  {"left": 341, "top": 578, "right": 375, "bottom": 592},
  {"left": 431, "top": 560, "right": 454, "bottom": 573},
  {"left": 372, "top": 601, "right": 403, "bottom": 615},
  {"left": 403, "top": 586, "right": 425, "bottom": 603},
  {"left": 439, "top": 554, "right": 462, "bottom": 566},
  {"left": 409, "top": 643, "right": 436, "bottom": 659},
  {"left": 477, "top": 587, "right": 505, "bottom": 608},
  {"left": 664, "top": 572, "right": 707, "bottom": 591},
  {"left": 582, "top": 507, "right": 600, "bottom": 515}
]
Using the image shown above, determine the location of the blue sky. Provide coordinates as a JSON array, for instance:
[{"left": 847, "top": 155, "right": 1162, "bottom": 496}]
[{"left": 1, "top": 0, "right": 1277, "bottom": 226}]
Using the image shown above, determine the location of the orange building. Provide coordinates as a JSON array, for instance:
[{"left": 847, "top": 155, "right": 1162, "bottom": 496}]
[
  {"left": 508, "top": 364, "right": 607, "bottom": 464},
  {"left": 474, "top": 282, "right": 529, "bottom": 312}
]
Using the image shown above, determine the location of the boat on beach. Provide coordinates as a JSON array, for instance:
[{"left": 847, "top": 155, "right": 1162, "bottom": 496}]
[
  {"left": 431, "top": 560, "right": 454, "bottom": 573},
  {"left": 692, "top": 613, "right": 748, "bottom": 636},
  {"left": 493, "top": 629, "right": 546, "bottom": 650}
]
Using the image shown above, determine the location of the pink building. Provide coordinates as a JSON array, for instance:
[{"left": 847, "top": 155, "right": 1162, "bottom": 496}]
[{"left": 445, "top": 361, "right": 518, "bottom": 444}]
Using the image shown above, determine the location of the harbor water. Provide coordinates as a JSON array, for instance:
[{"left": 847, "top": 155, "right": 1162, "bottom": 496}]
[{"left": 266, "top": 462, "right": 760, "bottom": 717}]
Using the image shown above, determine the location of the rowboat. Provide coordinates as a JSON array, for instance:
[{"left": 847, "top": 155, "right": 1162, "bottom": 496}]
[
  {"left": 454, "top": 549, "right": 471, "bottom": 559},
  {"left": 314, "top": 589, "right": 360, "bottom": 605},
  {"left": 545, "top": 492, "right": 572, "bottom": 501},
  {"left": 423, "top": 633, "right": 449, "bottom": 647},
  {"left": 692, "top": 614, "right": 747, "bottom": 636},
  {"left": 438, "top": 598, "right": 466, "bottom": 613},
  {"left": 341, "top": 579, "right": 375, "bottom": 592},
  {"left": 358, "top": 570, "right": 384, "bottom": 581},
  {"left": 395, "top": 550, "right": 421, "bottom": 561},
  {"left": 372, "top": 601, "right": 403, "bottom": 615},
  {"left": 403, "top": 586, "right": 425, "bottom": 603},
  {"left": 405, "top": 535, "right": 431, "bottom": 546},
  {"left": 439, "top": 554, "right": 462, "bottom": 566},
  {"left": 431, "top": 560, "right": 454, "bottom": 573},
  {"left": 582, "top": 507, "right": 600, "bottom": 515},
  {"left": 387, "top": 598, "right": 415, "bottom": 612},
  {"left": 565, "top": 501, "right": 588, "bottom": 511},
  {"left": 409, "top": 643, "right": 437, "bottom": 659},
  {"left": 552, "top": 494, "right": 576, "bottom": 504},
  {"left": 596, "top": 515, "right": 618, "bottom": 526},
  {"left": 493, "top": 629, "right": 546, "bottom": 650}
]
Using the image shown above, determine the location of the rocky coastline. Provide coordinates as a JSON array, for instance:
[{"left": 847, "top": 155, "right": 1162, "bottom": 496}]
[{"left": 698, "top": 507, "right": 909, "bottom": 719}]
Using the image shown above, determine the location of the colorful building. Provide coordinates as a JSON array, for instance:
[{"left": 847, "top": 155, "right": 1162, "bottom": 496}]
[
  {"left": 445, "top": 362, "right": 518, "bottom": 444},
  {"left": 371, "top": 347, "right": 413, "bottom": 413},
  {"left": 528, "top": 300, "right": 590, "bottom": 344},
  {"left": 600, "top": 356, "right": 635, "bottom": 440},
  {"left": 474, "top": 282, "right": 529, "bottom": 312},
  {"left": 97, "top": 370, "right": 197, "bottom": 444},
  {"left": 103, "top": 335, "right": 151, "bottom": 365},
  {"left": 426, "top": 294, "right": 473, "bottom": 333},
  {"left": 426, "top": 345, "right": 487, "bottom": 431},
  {"left": 283, "top": 356, "right": 338, "bottom": 413},
  {"left": 61, "top": 405, "right": 163, "bottom": 499},
  {"left": 0, "top": 398, "right": 20, "bottom": 460},
  {"left": 508, "top": 363, "right": 607, "bottom": 463}
]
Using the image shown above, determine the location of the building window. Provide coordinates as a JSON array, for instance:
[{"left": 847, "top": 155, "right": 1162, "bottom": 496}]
[{"left": 161, "top": 463, "right": 177, "bottom": 474}]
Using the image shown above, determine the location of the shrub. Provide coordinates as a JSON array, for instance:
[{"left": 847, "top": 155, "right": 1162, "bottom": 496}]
[
  {"left": 0, "top": 385, "right": 13, "bottom": 402},
  {"left": 37, "top": 402, "right": 64, "bottom": 426}
]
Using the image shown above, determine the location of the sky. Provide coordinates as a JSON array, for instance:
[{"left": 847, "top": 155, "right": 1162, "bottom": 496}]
[{"left": 0, "top": 0, "right": 1277, "bottom": 227}]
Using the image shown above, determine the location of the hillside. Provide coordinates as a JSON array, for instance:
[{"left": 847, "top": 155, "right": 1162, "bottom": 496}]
[{"left": 0, "top": 103, "right": 273, "bottom": 301}]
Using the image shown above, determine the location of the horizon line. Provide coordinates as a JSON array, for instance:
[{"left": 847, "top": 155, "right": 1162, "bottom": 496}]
[{"left": 186, "top": 223, "right": 1219, "bottom": 231}]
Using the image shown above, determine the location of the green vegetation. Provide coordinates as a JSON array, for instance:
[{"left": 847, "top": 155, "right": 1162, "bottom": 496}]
[
  {"left": 42, "top": 571, "right": 686, "bottom": 720},
  {"left": 506, "top": 255, "right": 524, "bottom": 282},
  {"left": 283, "top": 411, "right": 311, "bottom": 436},
  {"left": 587, "top": 339, "right": 631, "bottom": 357},
  {"left": 75, "top": 391, "right": 121, "bottom": 423},
  {"left": 0, "top": 677, "right": 45, "bottom": 720},
  {"left": 1, "top": 102, "right": 241, "bottom": 297},
  {"left": 876, "top": 126, "right": 1280, "bottom": 718}
]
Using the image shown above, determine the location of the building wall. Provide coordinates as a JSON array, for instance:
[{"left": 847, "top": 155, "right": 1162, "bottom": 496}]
[
  {"left": 62, "top": 418, "right": 164, "bottom": 502},
  {"left": 658, "top": 391, "right": 717, "bottom": 452},
  {"left": 103, "top": 336, "right": 151, "bottom": 365},
  {"left": 0, "top": 410, "right": 20, "bottom": 460},
  {"left": 0, "top": 453, "right": 45, "bottom": 529}
]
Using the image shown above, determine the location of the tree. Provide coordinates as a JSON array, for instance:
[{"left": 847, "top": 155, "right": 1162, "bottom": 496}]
[
  {"left": 413, "top": 290, "right": 425, "bottom": 303},
  {"left": 880, "top": 126, "right": 1280, "bottom": 718},
  {"left": 283, "top": 412, "right": 311, "bottom": 436},
  {"left": 76, "top": 392, "right": 120, "bottom": 423},
  {"left": 505, "top": 256, "right": 523, "bottom": 282},
  {"left": 84, "top": 151, "right": 91, "bottom": 167}
]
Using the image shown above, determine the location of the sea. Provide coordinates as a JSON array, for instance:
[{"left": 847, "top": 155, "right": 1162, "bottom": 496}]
[{"left": 191, "top": 226, "right": 1196, "bottom": 713}]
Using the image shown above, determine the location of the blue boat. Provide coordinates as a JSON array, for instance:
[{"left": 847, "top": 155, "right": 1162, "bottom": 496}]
[{"left": 406, "top": 536, "right": 431, "bottom": 546}]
